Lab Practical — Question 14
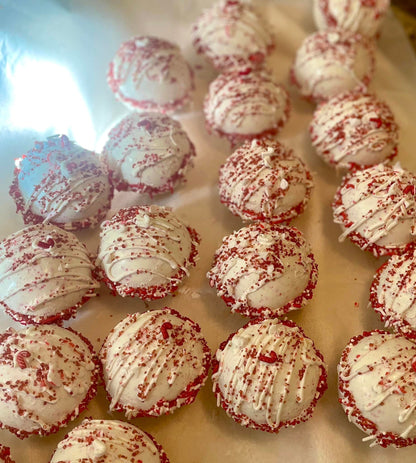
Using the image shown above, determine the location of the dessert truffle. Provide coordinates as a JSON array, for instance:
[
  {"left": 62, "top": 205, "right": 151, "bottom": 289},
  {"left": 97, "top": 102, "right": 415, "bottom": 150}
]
[
  {"left": 192, "top": 0, "right": 274, "bottom": 71},
  {"left": 9, "top": 134, "right": 113, "bottom": 230},
  {"left": 96, "top": 205, "right": 200, "bottom": 299},
  {"left": 0, "top": 223, "right": 99, "bottom": 325},
  {"left": 107, "top": 36, "right": 194, "bottom": 113},
  {"left": 310, "top": 91, "right": 398, "bottom": 169},
  {"left": 50, "top": 419, "right": 170, "bottom": 463},
  {"left": 219, "top": 138, "right": 313, "bottom": 223},
  {"left": 338, "top": 330, "right": 416, "bottom": 448},
  {"left": 370, "top": 247, "right": 416, "bottom": 340},
  {"left": 290, "top": 29, "right": 375, "bottom": 103},
  {"left": 100, "top": 308, "right": 211, "bottom": 418},
  {"left": 313, "top": 0, "right": 390, "bottom": 38},
  {"left": 212, "top": 318, "right": 327, "bottom": 433},
  {"left": 204, "top": 66, "right": 290, "bottom": 146},
  {"left": 207, "top": 223, "right": 318, "bottom": 318},
  {"left": 332, "top": 163, "right": 416, "bottom": 257},
  {"left": 0, "top": 325, "right": 100, "bottom": 439},
  {"left": 102, "top": 112, "right": 196, "bottom": 195},
  {"left": 0, "top": 446, "right": 15, "bottom": 463}
]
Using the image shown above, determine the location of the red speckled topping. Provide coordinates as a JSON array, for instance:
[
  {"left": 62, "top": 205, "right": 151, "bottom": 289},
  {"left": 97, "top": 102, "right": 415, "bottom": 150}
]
[{"left": 0, "top": 445, "right": 15, "bottom": 463}]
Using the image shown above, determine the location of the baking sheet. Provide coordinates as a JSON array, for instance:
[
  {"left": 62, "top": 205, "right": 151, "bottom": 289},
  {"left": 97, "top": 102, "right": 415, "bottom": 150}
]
[{"left": 1, "top": 0, "right": 416, "bottom": 461}]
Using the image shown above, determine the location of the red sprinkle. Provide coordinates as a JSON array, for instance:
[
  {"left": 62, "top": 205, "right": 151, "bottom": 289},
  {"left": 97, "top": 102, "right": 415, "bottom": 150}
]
[
  {"left": 249, "top": 52, "right": 264, "bottom": 64},
  {"left": 259, "top": 350, "right": 278, "bottom": 364},
  {"left": 37, "top": 238, "right": 55, "bottom": 249},
  {"left": 411, "top": 357, "right": 416, "bottom": 373},
  {"left": 403, "top": 185, "right": 415, "bottom": 195},
  {"left": 369, "top": 117, "right": 382, "bottom": 128},
  {"left": 65, "top": 161, "right": 78, "bottom": 172},
  {"left": 238, "top": 67, "right": 252, "bottom": 76},
  {"left": 16, "top": 350, "right": 31, "bottom": 369},
  {"left": 60, "top": 134, "right": 70, "bottom": 147},
  {"left": 137, "top": 119, "right": 156, "bottom": 132},
  {"left": 161, "top": 322, "right": 173, "bottom": 339}
]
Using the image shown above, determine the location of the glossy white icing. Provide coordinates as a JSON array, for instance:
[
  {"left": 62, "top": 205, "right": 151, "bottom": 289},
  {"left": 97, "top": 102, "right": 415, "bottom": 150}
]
[
  {"left": 100, "top": 308, "right": 210, "bottom": 418},
  {"left": 102, "top": 112, "right": 195, "bottom": 194},
  {"left": 0, "top": 224, "right": 99, "bottom": 324},
  {"left": 0, "top": 325, "right": 97, "bottom": 436},
  {"left": 212, "top": 318, "right": 326, "bottom": 430}
]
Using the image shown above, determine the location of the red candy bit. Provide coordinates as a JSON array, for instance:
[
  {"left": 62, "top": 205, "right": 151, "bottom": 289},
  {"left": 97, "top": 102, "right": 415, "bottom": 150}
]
[
  {"left": 411, "top": 357, "right": 416, "bottom": 372},
  {"left": 361, "top": 0, "right": 376, "bottom": 6},
  {"left": 137, "top": 119, "right": 156, "bottom": 133},
  {"left": 249, "top": 52, "right": 264, "bottom": 64},
  {"left": 369, "top": 117, "right": 383, "bottom": 128},
  {"left": 161, "top": 321, "right": 173, "bottom": 339},
  {"left": 238, "top": 67, "right": 252, "bottom": 76},
  {"left": 403, "top": 185, "right": 415, "bottom": 195},
  {"left": 16, "top": 350, "right": 31, "bottom": 369},
  {"left": 259, "top": 350, "right": 278, "bottom": 364},
  {"left": 65, "top": 161, "right": 78, "bottom": 173},
  {"left": 37, "top": 237, "right": 55, "bottom": 249},
  {"left": 60, "top": 134, "right": 70, "bottom": 147},
  {"left": 223, "top": 0, "right": 240, "bottom": 12}
]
